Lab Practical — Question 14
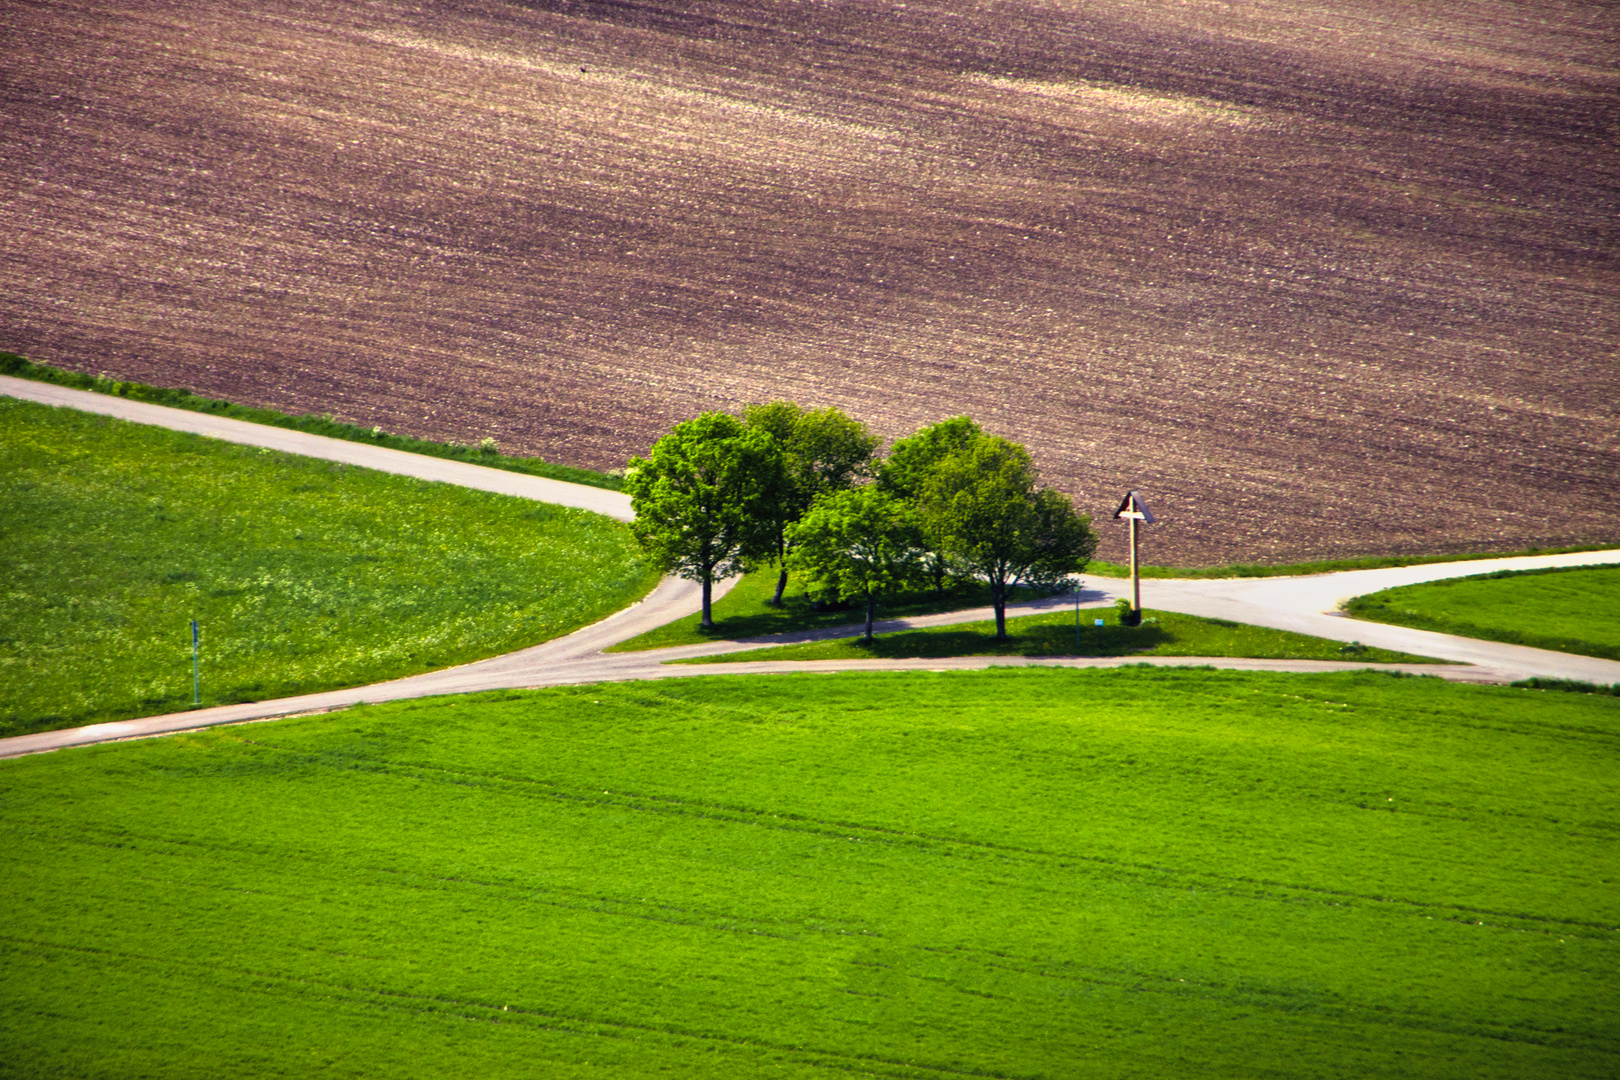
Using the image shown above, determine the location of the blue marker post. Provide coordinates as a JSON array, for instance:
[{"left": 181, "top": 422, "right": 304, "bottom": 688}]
[
  {"left": 1094, "top": 618, "right": 1105, "bottom": 653},
  {"left": 191, "top": 619, "right": 200, "bottom": 705}
]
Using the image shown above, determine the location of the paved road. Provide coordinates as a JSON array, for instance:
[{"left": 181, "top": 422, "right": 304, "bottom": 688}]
[
  {"left": 0, "top": 375, "right": 633, "bottom": 521},
  {"left": 0, "top": 573, "right": 736, "bottom": 759},
  {"left": 1127, "top": 554, "right": 1620, "bottom": 683},
  {"left": 4, "top": 375, "right": 1618, "bottom": 759},
  {"left": 615, "top": 553, "right": 1620, "bottom": 685}
]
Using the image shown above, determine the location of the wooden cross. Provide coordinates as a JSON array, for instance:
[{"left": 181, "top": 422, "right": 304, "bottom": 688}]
[{"left": 1111, "top": 491, "right": 1156, "bottom": 613}]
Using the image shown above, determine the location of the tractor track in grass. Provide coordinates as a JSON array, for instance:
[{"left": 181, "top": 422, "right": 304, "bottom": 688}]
[
  {"left": 4, "top": 376, "right": 1619, "bottom": 759},
  {"left": 22, "top": 775, "right": 1616, "bottom": 939},
  {"left": 0, "top": 934, "right": 1038, "bottom": 1080}
]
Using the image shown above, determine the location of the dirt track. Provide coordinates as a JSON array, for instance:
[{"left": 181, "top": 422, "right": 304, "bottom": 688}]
[
  {"left": 3, "top": 0, "right": 1616, "bottom": 563},
  {"left": 4, "top": 376, "right": 1619, "bottom": 761}
]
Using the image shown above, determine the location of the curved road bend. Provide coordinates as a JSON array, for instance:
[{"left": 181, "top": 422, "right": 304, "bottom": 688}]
[
  {"left": 1118, "top": 550, "right": 1620, "bottom": 683},
  {"left": 643, "top": 551, "right": 1620, "bottom": 687},
  {"left": 4, "top": 376, "right": 1619, "bottom": 758}
]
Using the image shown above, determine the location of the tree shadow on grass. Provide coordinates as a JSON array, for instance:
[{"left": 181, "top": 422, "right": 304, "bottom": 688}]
[
  {"left": 680, "top": 581, "right": 1059, "bottom": 643},
  {"left": 834, "top": 622, "right": 1171, "bottom": 660},
  {"left": 690, "top": 607, "right": 1443, "bottom": 666}
]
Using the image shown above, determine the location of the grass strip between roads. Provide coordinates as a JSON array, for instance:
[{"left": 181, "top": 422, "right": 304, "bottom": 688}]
[
  {"left": 0, "top": 351, "right": 623, "bottom": 491},
  {"left": 1346, "top": 564, "right": 1620, "bottom": 662},
  {"left": 672, "top": 606, "right": 1440, "bottom": 665},
  {"left": 0, "top": 397, "right": 658, "bottom": 736},
  {"left": 1, "top": 668, "right": 1614, "bottom": 1079},
  {"left": 619, "top": 550, "right": 1620, "bottom": 654},
  {"left": 1086, "top": 545, "right": 1620, "bottom": 579},
  {"left": 607, "top": 569, "right": 1052, "bottom": 652}
]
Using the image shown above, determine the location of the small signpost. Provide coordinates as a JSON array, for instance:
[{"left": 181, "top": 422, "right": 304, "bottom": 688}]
[
  {"left": 191, "top": 619, "right": 200, "bottom": 706},
  {"left": 1111, "top": 490, "right": 1156, "bottom": 624}
]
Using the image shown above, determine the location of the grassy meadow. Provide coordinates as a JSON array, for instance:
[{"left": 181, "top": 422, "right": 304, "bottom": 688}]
[
  {"left": 1, "top": 668, "right": 1615, "bottom": 1078},
  {"left": 680, "top": 606, "right": 1439, "bottom": 665},
  {"left": 0, "top": 397, "right": 658, "bottom": 736},
  {"left": 1346, "top": 564, "right": 1620, "bottom": 661}
]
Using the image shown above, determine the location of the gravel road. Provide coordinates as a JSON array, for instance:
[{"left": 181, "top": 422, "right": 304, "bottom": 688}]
[
  {"left": 4, "top": 377, "right": 1617, "bottom": 760},
  {"left": 0, "top": 375, "right": 633, "bottom": 521}
]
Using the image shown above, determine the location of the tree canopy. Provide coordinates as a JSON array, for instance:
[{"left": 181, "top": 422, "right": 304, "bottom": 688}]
[
  {"left": 878, "top": 415, "right": 983, "bottom": 501},
  {"left": 624, "top": 411, "right": 786, "bottom": 628},
  {"left": 878, "top": 415, "right": 984, "bottom": 595},
  {"left": 787, "top": 486, "right": 926, "bottom": 641},
  {"left": 917, "top": 432, "right": 1097, "bottom": 638},
  {"left": 626, "top": 405, "right": 1097, "bottom": 641},
  {"left": 744, "top": 401, "right": 879, "bottom": 605}
]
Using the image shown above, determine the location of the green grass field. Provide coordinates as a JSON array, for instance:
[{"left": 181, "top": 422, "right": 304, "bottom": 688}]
[
  {"left": 2, "top": 668, "right": 1614, "bottom": 1078},
  {"left": 607, "top": 569, "right": 1051, "bottom": 652},
  {"left": 0, "top": 398, "right": 658, "bottom": 736},
  {"left": 679, "top": 606, "right": 1439, "bottom": 665},
  {"left": 1346, "top": 565, "right": 1620, "bottom": 661}
]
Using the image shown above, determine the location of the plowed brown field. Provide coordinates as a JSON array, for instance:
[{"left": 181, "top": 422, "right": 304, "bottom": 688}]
[{"left": 3, "top": 0, "right": 1616, "bottom": 564}]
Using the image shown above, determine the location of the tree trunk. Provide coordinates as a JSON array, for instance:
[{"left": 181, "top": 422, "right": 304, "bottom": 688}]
[
  {"left": 992, "top": 578, "right": 1007, "bottom": 639},
  {"left": 764, "top": 533, "right": 789, "bottom": 606},
  {"left": 864, "top": 592, "right": 876, "bottom": 641},
  {"left": 700, "top": 570, "right": 714, "bottom": 629}
]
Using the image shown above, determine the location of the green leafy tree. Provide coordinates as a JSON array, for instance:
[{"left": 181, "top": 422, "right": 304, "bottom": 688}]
[
  {"left": 877, "top": 416, "right": 984, "bottom": 595},
  {"left": 744, "top": 401, "right": 879, "bottom": 605},
  {"left": 919, "top": 434, "right": 1097, "bottom": 639},
  {"left": 624, "top": 412, "right": 786, "bottom": 628},
  {"left": 787, "top": 486, "right": 927, "bottom": 642}
]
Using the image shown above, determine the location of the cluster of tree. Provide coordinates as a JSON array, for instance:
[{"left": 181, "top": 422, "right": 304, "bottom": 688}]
[{"left": 624, "top": 404, "right": 1097, "bottom": 640}]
